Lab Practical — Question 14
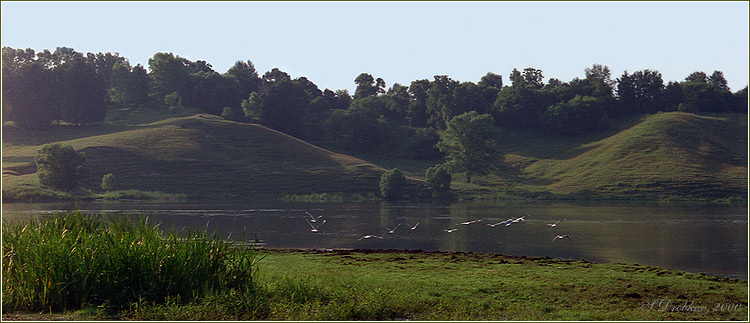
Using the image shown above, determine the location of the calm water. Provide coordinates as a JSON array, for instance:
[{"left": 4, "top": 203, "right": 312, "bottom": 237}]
[{"left": 2, "top": 201, "right": 747, "bottom": 279}]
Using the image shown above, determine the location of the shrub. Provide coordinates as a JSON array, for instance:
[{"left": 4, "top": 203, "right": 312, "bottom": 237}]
[
  {"left": 379, "top": 169, "right": 406, "bottom": 200},
  {"left": 101, "top": 173, "right": 116, "bottom": 191}
]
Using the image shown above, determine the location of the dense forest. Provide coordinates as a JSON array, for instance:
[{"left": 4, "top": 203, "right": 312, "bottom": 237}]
[{"left": 3, "top": 46, "right": 748, "bottom": 160}]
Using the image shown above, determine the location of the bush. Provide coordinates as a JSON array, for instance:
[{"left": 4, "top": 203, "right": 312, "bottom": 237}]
[
  {"left": 426, "top": 165, "right": 451, "bottom": 200},
  {"left": 35, "top": 143, "right": 88, "bottom": 191},
  {"left": 379, "top": 169, "right": 406, "bottom": 200},
  {"left": 101, "top": 173, "right": 116, "bottom": 191}
]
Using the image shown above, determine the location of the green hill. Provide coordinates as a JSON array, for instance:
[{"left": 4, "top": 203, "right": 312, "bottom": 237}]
[
  {"left": 2, "top": 111, "right": 747, "bottom": 202},
  {"left": 521, "top": 112, "right": 747, "bottom": 200},
  {"left": 2, "top": 114, "right": 399, "bottom": 201}
]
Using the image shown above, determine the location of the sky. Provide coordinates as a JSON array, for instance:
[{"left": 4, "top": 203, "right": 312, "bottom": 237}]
[{"left": 2, "top": 1, "right": 748, "bottom": 93}]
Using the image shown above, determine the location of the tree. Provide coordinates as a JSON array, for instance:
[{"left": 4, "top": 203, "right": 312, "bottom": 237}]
[
  {"left": 109, "top": 61, "right": 149, "bottom": 106},
  {"left": 225, "top": 60, "right": 261, "bottom": 97},
  {"left": 2, "top": 61, "right": 57, "bottom": 128},
  {"left": 708, "top": 70, "right": 730, "bottom": 92},
  {"left": 101, "top": 173, "right": 116, "bottom": 191},
  {"left": 541, "top": 95, "right": 608, "bottom": 135},
  {"left": 685, "top": 71, "right": 708, "bottom": 84},
  {"left": 436, "top": 111, "right": 501, "bottom": 183},
  {"left": 733, "top": 86, "right": 748, "bottom": 113},
  {"left": 35, "top": 143, "right": 88, "bottom": 191},
  {"left": 425, "top": 75, "right": 460, "bottom": 129},
  {"left": 380, "top": 168, "right": 406, "bottom": 200},
  {"left": 522, "top": 67, "right": 545, "bottom": 88},
  {"left": 164, "top": 91, "right": 183, "bottom": 112},
  {"left": 242, "top": 92, "right": 264, "bottom": 122},
  {"left": 148, "top": 52, "right": 191, "bottom": 100},
  {"left": 354, "top": 73, "right": 385, "bottom": 99},
  {"left": 425, "top": 165, "right": 451, "bottom": 200},
  {"left": 407, "top": 79, "right": 430, "bottom": 127},
  {"left": 616, "top": 69, "right": 665, "bottom": 114},
  {"left": 584, "top": 64, "right": 615, "bottom": 97},
  {"left": 54, "top": 57, "right": 108, "bottom": 125},
  {"left": 479, "top": 72, "right": 503, "bottom": 89}
]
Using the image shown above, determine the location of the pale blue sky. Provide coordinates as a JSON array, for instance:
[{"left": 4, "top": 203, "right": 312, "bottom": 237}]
[{"left": 2, "top": 1, "right": 748, "bottom": 92}]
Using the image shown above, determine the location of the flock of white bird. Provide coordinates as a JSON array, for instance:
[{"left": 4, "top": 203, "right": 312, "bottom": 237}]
[{"left": 305, "top": 211, "right": 573, "bottom": 243}]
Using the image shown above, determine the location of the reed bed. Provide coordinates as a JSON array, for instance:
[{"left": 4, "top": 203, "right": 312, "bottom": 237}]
[{"left": 2, "top": 211, "right": 259, "bottom": 313}]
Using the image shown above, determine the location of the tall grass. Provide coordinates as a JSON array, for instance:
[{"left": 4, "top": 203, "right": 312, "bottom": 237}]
[{"left": 2, "top": 211, "right": 259, "bottom": 313}]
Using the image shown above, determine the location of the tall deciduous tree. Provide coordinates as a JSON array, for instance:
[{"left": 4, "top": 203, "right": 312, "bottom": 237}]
[
  {"left": 437, "top": 111, "right": 501, "bottom": 183},
  {"left": 35, "top": 143, "right": 88, "bottom": 191},
  {"left": 2, "top": 60, "right": 57, "bottom": 128},
  {"left": 148, "top": 52, "right": 191, "bottom": 101},
  {"left": 380, "top": 168, "right": 406, "bottom": 200},
  {"left": 354, "top": 73, "right": 386, "bottom": 99},
  {"left": 54, "top": 57, "right": 107, "bottom": 125}
]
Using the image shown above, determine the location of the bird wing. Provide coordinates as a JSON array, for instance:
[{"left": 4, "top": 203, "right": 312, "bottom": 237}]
[{"left": 306, "top": 219, "right": 316, "bottom": 229}]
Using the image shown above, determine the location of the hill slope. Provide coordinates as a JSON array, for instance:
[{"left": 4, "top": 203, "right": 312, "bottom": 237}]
[
  {"left": 2, "top": 111, "right": 746, "bottom": 202},
  {"left": 2, "top": 114, "right": 398, "bottom": 200},
  {"left": 523, "top": 112, "right": 747, "bottom": 199}
]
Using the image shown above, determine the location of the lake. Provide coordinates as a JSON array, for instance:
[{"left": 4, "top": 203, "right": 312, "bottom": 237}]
[{"left": 2, "top": 201, "right": 747, "bottom": 279}]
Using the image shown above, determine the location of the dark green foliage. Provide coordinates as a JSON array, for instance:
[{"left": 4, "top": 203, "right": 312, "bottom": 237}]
[
  {"left": 493, "top": 84, "right": 552, "bottom": 128},
  {"left": 425, "top": 75, "right": 460, "bottom": 129},
  {"left": 109, "top": 62, "right": 150, "bottom": 106},
  {"left": 402, "top": 127, "right": 441, "bottom": 159},
  {"left": 325, "top": 100, "right": 387, "bottom": 153},
  {"left": 379, "top": 168, "right": 406, "bottom": 200},
  {"left": 437, "top": 112, "right": 501, "bottom": 183},
  {"left": 425, "top": 165, "right": 451, "bottom": 200},
  {"left": 101, "top": 173, "right": 116, "bottom": 191},
  {"left": 54, "top": 57, "right": 107, "bottom": 125},
  {"left": 615, "top": 69, "right": 665, "bottom": 114},
  {"left": 2, "top": 60, "right": 57, "bottom": 128},
  {"left": 35, "top": 143, "right": 88, "bottom": 191},
  {"left": 353, "top": 73, "right": 385, "bottom": 99},
  {"left": 164, "top": 91, "right": 183, "bottom": 111},
  {"left": 733, "top": 86, "right": 748, "bottom": 113},
  {"left": 2, "top": 212, "right": 259, "bottom": 312},
  {"left": 148, "top": 52, "right": 191, "bottom": 101},
  {"left": 225, "top": 60, "right": 261, "bottom": 99},
  {"left": 242, "top": 92, "right": 264, "bottom": 122},
  {"left": 541, "top": 95, "right": 609, "bottom": 135}
]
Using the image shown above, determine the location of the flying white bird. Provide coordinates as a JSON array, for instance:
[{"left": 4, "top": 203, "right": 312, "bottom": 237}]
[
  {"left": 547, "top": 219, "right": 566, "bottom": 227},
  {"left": 444, "top": 228, "right": 458, "bottom": 233},
  {"left": 306, "top": 211, "right": 324, "bottom": 223},
  {"left": 386, "top": 223, "right": 402, "bottom": 234},
  {"left": 358, "top": 234, "right": 383, "bottom": 240},
  {"left": 306, "top": 219, "right": 326, "bottom": 232},
  {"left": 406, "top": 223, "right": 420, "bottom": 230},
  {"left": 488, "top": 219, "right": 512, "bottom": 227},
  {"left": 553, "top": 234, "right": 572, "bottom": 242},
  {"left": 461, "top": 220, "right": 482, "bottom": 225}
]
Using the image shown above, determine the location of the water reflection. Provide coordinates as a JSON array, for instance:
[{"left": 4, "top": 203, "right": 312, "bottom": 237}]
[{"left": 2, "top": 201, "right": 747, "bottom": 279}]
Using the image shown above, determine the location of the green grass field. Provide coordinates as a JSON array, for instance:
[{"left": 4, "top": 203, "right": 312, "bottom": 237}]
[{"left": 2, "top": 107, "right": 747, "bottom": 202}]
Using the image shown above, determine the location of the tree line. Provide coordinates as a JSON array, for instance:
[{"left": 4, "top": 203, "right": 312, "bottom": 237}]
[{"left": 3, "top": 46, "right": 748, "bottom": 160}]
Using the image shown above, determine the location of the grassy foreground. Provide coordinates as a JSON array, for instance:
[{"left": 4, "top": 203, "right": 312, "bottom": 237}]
[{"left": 2, "top": 213, "right": 747, "bottom": 321}]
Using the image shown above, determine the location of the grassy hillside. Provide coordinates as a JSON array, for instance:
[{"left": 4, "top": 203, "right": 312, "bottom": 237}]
[
  {"left": 523, "top": 112, "right": 747, "bottom": 200},
  {"left": 446, "top": 112, "right": 747, "bottom": 201},
  {"left": 2, "top": 113, "right": 411, "bottom": 201},
  {"left": 2, "top": 109, "right": 747, "bottom": 202}
]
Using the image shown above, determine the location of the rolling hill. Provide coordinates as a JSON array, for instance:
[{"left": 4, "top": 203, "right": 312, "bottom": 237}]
[
  {"left": 522, "top": 112, "right": 747, "bottom": 199},
  {"left": 2, "top": 111, "right": 747, "bottom": 202},
  {"left": 2, "top": 114, "right": 400, "bottom": 201}
]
